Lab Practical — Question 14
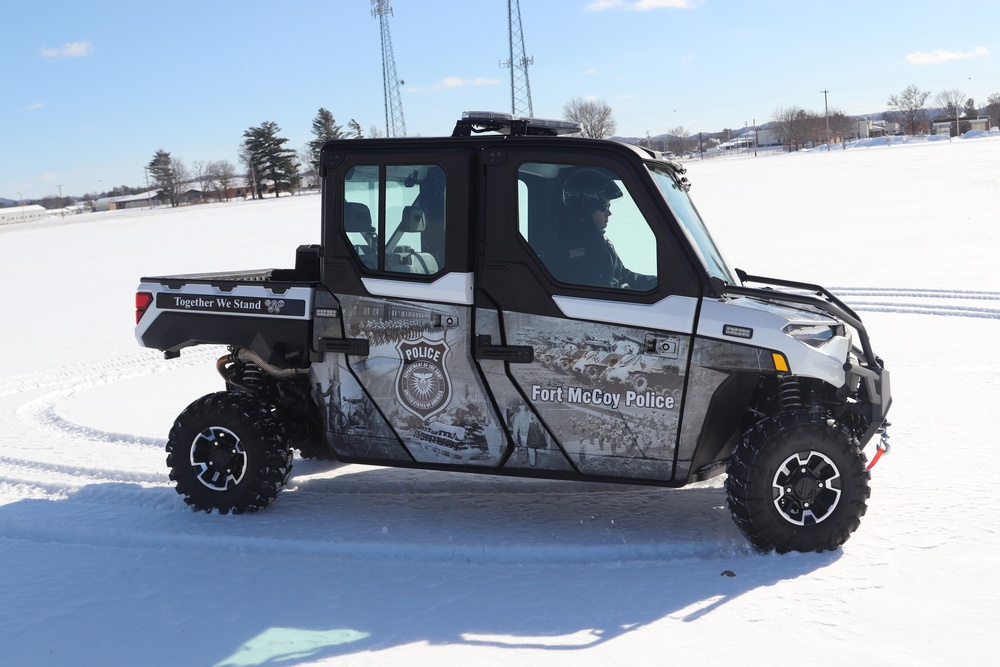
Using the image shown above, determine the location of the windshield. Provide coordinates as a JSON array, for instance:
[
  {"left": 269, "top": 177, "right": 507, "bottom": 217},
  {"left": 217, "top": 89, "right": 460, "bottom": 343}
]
[{"left": 649, "top": 165, "right": 739, "bottom": 286}]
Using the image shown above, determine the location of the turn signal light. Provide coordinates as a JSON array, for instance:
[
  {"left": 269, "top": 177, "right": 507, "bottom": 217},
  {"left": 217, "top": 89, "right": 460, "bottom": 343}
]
[{"left": 772, "top": 352, "right": 789, "bottom": 373}]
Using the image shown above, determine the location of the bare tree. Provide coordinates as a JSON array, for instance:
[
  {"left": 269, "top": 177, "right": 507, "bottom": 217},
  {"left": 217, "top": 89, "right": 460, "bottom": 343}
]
[
  {"left": 771, "top": 106, "right": 809, "bottom": 151},
  {"left": 297, "top": 148, "right": 317, "bottom": 189},
  {"left": 825, "top": 111, "right": 855, "bottom": 144},
  {"left": 886, "top": 84, "right": 931, "bottom": 135},
  {"left": 666, "top": 126, "right": 691, "bottom": 155},
  {"left": 935, "top": 89, "right": 967, "bottom": 136},
  {"left": 562, "top": 98, "right": 617, "bottom": 139},
  {"left": 206, "top": 160, "right": 238, "bottom": 201},
  {"left": 191, "top": 160, "right": 210, "bottom": 201},
  {"left": 798, "top": 111, "right": 827, "bottom": 146}
]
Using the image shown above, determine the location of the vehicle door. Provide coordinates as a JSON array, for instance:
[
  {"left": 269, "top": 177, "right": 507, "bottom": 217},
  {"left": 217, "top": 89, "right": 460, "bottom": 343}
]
[
  {"left": 315, "top": 145, "right": 507, "bottom": 467},
  {"left": 475, "top": 145, "right": 701, "bottom": 481}
]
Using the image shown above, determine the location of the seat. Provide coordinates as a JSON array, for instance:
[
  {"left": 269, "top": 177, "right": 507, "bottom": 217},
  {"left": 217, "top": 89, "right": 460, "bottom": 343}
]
[
  {"left": 385, "top": 206, "right": 426, "bottom": 253},
  {"left": 384, "top": 206, "right": 439, "bottom": 275},
  {"left": 344, "top": 202, "right": 376, "bottom": 269}
]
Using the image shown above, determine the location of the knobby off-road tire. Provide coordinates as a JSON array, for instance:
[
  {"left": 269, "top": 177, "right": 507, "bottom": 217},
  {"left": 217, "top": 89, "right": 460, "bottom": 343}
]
[
  {"left": 726, "top": 411, "right": 870, "bottom": 553},
  {"left": 166, "top": 391, "right": 293, "bottom": 514}
]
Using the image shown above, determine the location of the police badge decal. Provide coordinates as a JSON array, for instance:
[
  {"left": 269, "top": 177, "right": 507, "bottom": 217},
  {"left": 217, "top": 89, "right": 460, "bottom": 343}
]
[{"left": 395, "top": 337, "right": 452, "bottom": 420}]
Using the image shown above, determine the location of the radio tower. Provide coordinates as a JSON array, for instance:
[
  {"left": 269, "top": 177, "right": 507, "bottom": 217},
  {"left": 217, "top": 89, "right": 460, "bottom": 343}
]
[
  {"left": 500, "top": 0, "right": 534, "bottom": 117},
  {"left": 372, "top": 0, "right": 406, "bottom": 137}
]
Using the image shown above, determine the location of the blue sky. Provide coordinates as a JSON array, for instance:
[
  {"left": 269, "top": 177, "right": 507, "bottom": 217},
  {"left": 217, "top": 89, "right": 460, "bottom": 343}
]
[{"left": 3, "top": 0, "right": 999, "bottom": 200}]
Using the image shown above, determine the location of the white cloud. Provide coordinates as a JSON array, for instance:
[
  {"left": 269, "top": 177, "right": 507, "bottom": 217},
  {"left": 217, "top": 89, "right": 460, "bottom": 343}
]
[
  {"left": 27, "top": 102, "right": 45, "bottom": 111},
  {"left": 432, "top": 76, "right": 501, "bottom": 90},
  {"left": 39, "top": 41, "right": 94, "bottom": 58},
  {"left": 584, "top": 0, "right": 623, "bottom": 10},
  {"left": 585, "top": 0, "right": 701, "bottom": 10},
  {"left": 905, "top": 46, "right": 989, "bottom": 65},
  {"left": 632, "top": 0, "right": 702, "bottom": 8}
]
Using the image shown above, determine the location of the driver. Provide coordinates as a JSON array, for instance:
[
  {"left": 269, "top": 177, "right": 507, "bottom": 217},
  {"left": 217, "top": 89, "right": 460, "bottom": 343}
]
[{"left": 550, "top": 169, "right": 656, "bottom": 290}]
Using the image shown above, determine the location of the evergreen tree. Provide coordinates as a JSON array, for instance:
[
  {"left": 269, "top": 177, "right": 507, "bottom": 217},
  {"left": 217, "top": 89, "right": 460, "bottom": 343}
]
[
  {"left": 147, "top": 149, "right": 185, "bottom": 207},
  {"left": 347, "top": 118, "right": 363, "bottom": 139},
  {"left": 241, "top": 121, "right": 298, "bottom": 198},
  {"left": 307, "top": 108, "right": 343, "bottom": 173}
]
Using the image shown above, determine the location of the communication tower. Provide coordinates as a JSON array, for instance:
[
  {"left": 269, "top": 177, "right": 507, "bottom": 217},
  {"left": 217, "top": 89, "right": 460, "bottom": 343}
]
[
  {"left": 372, "top": 0, "right": 407, "bottom": 137},
  {"left": 499, "top": 0, "right": 534, "bottom": 117}
]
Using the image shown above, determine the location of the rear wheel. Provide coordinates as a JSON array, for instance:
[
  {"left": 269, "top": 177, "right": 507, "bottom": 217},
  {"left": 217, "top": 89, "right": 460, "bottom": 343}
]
[
  {"left": 726, "top": 411, "right": 870, "bottom": 553},
  {"left": 166, "top": 392, "right": 292, "bottom": 513}
]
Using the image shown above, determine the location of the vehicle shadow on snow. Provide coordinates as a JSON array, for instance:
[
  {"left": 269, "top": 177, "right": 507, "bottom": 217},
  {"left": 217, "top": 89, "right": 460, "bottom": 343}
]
[
  {"left": 0, "top": 470, "right": 840, "bottom": 666},
  {"left": 261, "top": 465, "right": 840, "bottom": 659}
]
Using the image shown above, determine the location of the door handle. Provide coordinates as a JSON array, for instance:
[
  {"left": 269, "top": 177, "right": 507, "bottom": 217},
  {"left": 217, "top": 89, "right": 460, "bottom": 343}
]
[{"left": 474, "top": 335, "right": 533, "bottom": 363}]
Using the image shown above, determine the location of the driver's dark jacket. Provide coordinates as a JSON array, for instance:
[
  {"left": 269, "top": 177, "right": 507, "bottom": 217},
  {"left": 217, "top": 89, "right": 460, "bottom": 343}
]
[{"left": 547, "top": 219, "right": 656, "bottom": 290}]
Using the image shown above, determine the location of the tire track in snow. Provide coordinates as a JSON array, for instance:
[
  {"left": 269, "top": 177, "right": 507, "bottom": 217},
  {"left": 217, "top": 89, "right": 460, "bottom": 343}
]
[
  {"left": 7, "top": 346, "right": 221, "bottom": 446},
  {"left": 830, "top": 287, "right": 1000, "bottom": 319},
  {"left": 0, "top": 455, "right": 165, "bottom": 486},
  {"left": 0, "top": 347, "right": 218, "bottom": 499},
  {"left": 831, "top": 287, "right": 1000, "bottom": 299},
  {"left": 0, "top": 346, "right": 220, "bottom": 398},
  {"left": 0, "top": 457, "right": 167, "bottom": 505},
  {"left": 16, "top": 389, "right": 166, "bottom": 450}
]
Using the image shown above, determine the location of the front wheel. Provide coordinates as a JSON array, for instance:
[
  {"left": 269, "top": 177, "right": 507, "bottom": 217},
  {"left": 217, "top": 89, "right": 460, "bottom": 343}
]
[
  {"left": 166, "top": 392, "right": 293, "bottom": 514},
  {"left": 726, "top": 411, "right": 870, "bottom": 553}
]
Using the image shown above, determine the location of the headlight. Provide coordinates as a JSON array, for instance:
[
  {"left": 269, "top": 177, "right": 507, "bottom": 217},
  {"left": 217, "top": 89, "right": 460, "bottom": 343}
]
[{"left": 782, "top": 323, "right": 845, "bottom": 348}]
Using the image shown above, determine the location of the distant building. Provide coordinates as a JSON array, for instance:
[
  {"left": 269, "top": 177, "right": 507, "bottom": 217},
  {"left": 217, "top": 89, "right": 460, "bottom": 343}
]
[
  {"left": 932, "top": 116, "right": 991, "bottom": 137},
  {"left": 0, "top": 204, "right": 49, "bottom": 225},
  {"left": 92, "top": 191, "right": 160, "bottom": 212}
]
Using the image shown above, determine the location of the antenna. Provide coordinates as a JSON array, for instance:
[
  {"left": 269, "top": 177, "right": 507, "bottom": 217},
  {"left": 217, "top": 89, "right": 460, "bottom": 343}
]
[
  {"left": 372, "top": 0, "right": 406, "bottom": 137},
  {"left": 499, "top": 0, "right": 534, "bottom": 117}
]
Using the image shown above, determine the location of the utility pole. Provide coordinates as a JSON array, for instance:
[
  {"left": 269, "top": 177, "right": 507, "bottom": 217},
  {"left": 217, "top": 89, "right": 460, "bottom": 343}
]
[
  {"left": 372, "top": 0, "right": 406, "bottom": 137},
  {"left": 499, "top": 0, "right": 534, "bottom": 117},
  {"left": 821, "top": 89, "right": 831, "bottom": 150}
]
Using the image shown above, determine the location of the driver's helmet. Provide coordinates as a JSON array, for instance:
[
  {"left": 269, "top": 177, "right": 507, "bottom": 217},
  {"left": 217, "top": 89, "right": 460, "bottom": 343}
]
[{"left": 562, "top": 169, "right": 623, "bottom": 212}]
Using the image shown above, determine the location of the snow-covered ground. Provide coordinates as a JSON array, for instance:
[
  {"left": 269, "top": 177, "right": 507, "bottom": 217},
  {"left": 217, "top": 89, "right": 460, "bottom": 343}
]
[{"left": 2, "top": 136, "right": 998, "bottom": 666}]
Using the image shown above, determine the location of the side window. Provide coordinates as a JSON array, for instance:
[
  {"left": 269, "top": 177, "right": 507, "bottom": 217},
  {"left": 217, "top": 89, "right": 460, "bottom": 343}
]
[
  {"left": 518, "top": 163, "right": 657, "bottom": 291},
  {"left": 343, "top": 164, "right": 446, "bottom": 275}
]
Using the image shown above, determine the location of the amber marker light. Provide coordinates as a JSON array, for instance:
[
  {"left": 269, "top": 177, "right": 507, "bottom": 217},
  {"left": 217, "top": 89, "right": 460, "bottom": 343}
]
[{"left": 772, "top": 352, "right": 789, "bottom": 373}]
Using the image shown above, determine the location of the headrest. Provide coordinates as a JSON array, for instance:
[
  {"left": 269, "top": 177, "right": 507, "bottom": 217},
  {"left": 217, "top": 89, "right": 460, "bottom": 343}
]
[
  {"left": 400, "top": 206, "right": 426, "bottom": 233},
  {"left": 344, "top": 202, "right": 373, "bottom": 232}
]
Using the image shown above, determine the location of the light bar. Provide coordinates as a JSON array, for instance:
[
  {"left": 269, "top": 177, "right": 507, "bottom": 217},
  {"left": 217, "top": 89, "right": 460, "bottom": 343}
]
[{"left": 456, "top": 111, "right": 581, "bottom": 137}]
